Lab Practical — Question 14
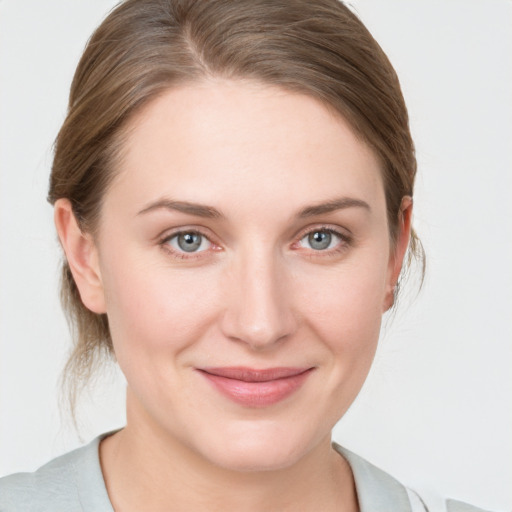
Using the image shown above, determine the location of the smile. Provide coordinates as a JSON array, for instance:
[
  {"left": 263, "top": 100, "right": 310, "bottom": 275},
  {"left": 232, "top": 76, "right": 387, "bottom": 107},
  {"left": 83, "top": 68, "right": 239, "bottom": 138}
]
[{"left": 197, "top": 367, "right": 315, "bottom": 407}]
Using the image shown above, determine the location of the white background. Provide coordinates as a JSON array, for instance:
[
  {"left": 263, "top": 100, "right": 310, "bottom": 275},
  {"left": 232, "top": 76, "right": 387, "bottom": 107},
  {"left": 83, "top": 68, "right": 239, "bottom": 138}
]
[{"left": 0, "top": 1, "right": 511, "bottom": 510}]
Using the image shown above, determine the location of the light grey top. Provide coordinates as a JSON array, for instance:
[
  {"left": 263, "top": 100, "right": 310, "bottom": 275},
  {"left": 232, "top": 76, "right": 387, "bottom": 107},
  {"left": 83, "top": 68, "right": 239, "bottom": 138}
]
[{"left": 0, "top": 433, "right": 490, "bottom": 512}]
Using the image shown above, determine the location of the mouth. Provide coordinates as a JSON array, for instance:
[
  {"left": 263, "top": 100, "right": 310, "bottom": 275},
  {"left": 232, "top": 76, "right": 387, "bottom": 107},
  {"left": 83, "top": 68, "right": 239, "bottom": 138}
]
[{"left": 197, "top": 366, "right": 315, "bottom": 407}]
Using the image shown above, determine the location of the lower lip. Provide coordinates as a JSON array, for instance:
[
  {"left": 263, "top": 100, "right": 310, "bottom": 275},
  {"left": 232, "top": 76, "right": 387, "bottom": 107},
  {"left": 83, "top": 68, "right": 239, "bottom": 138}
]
[{"left": 198, "top": 369, "right": 313, "bottom": 407}]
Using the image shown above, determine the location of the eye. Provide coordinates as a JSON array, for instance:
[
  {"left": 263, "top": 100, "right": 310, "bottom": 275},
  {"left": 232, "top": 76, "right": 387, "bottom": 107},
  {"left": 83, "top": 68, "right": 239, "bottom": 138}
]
[
  {"left": 299, "top": 229, "right": 343, "bottom": 251},
  {"left": 166, "top": 231, "right": 212, "bottom": 253}
]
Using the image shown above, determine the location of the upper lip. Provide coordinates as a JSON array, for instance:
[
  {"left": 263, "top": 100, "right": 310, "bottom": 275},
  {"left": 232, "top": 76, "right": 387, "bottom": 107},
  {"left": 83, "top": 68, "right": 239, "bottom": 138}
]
[{"left": 199, "top": 367, "right": 313, "bottom": 382}]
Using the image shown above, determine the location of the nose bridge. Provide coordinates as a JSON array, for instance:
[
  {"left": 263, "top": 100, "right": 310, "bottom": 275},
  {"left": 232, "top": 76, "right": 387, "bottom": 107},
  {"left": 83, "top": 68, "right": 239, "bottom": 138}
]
[{"left": 221, "top": 243, "right": 295, "bottom": 349}]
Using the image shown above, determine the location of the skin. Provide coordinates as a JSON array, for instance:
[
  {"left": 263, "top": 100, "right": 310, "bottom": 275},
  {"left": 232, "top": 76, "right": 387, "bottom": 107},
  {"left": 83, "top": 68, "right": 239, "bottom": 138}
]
[{"left": 55, "top": 80, "right": 411, "bottom": 512}]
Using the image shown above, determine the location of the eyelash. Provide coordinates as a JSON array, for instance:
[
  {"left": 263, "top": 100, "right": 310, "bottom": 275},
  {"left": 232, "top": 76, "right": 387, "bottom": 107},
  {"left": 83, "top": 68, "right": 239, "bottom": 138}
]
[{"left": 159, "top": 225, "right": 352, "bottom": 260}]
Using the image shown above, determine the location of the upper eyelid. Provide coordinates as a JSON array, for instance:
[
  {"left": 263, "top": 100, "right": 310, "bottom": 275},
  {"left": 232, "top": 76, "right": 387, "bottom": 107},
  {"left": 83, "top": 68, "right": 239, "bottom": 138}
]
[
  {"left": 294, "top": 224, "right": 351, "bottom": 241},
  {"left": 159, "top": 226, "right": 215, "bottom": 243}
]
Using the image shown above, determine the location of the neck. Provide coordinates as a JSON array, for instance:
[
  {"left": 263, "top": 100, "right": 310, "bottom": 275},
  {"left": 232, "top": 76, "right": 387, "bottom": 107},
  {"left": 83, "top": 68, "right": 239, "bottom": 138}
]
[{"left": 100, "top": 394, "right": 358, "bottom": 512}]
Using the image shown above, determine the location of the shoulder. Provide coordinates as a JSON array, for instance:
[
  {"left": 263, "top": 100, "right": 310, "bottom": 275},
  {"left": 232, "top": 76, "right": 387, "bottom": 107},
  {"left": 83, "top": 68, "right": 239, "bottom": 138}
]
[
  {"left": 333, "top": 443, "right": 493, "bottom": 512},
  {"left": 0, "top": 445, "right": 87, "bottom": 511},
  {"left": 0, "top": 434, "right": 113, "bottom": 512},
  {"left": 444, "top": 500, "right": 494, "bottom": 512}
]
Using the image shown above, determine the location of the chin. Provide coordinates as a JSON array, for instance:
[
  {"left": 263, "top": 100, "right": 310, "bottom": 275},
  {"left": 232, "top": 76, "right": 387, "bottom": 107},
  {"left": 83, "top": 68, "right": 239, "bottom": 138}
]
[
  {"left": 193, "top": 419, "right": 321, "bottom": 473},
  {"left": 205, "top": 443, "right": 304, "bottom": 473}
]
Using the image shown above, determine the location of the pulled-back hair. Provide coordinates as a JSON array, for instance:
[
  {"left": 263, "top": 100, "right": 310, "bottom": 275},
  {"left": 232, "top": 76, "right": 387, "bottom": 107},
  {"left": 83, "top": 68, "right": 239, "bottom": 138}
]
[{"left": 48, "top": 0, "right": 423, "bottom": 410}]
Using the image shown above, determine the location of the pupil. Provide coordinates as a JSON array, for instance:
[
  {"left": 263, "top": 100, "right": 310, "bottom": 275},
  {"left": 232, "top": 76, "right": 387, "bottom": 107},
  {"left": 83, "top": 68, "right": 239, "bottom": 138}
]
[
  {"left": 178, "top": 232, "right": 201, "bottom": 252},
  {"left": 309, "top": 231, "right": 331, "bottom": 250}
]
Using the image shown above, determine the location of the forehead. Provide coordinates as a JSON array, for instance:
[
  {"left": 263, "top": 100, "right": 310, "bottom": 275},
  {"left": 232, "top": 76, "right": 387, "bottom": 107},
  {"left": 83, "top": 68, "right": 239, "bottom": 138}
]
[{"left": 108, "top": 80, "right": 385, "bottom": 216}]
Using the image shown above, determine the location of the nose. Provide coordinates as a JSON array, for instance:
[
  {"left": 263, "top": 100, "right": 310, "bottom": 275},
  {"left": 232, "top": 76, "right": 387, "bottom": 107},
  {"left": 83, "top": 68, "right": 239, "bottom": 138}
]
[{"left": 220, "top": 248, "right": 297, "bottom": 350}]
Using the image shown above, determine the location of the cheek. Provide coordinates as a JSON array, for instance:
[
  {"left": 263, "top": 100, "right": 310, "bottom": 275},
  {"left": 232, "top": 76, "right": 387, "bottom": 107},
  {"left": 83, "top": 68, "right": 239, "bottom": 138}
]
[
  {"left": 101, "top": 254, "right": 222, "bottom": 361},
  {"left": 295, "top": 253, "right": 389, "bottom": 392},
  {"left": 298, "top": 258, "right": 388, "bottom": 339},
  {"left": 286, "top": 259, "right": 387, "bottom": 422}
]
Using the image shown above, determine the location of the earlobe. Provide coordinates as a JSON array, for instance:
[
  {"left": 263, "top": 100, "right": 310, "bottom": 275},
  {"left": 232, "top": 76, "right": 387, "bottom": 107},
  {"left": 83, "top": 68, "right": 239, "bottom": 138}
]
[
  {"left": 54, "top": 199, "right": 106, "bottom": 314},
  {"left": 383, "top": 196, "right": 413, "bottom": 311}
]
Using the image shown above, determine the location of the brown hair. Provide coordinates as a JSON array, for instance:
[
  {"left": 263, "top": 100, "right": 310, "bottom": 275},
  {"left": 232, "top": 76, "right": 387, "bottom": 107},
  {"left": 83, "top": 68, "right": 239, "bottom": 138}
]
[{"left": 48, "top": 0, "right": 424, "bottom": 409}]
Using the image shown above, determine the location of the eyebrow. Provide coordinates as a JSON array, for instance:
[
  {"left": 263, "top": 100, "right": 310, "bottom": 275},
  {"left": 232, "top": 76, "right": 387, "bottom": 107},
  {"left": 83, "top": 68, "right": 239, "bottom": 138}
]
[
  {"left": 137, "top": 196, "right": 370, "bottom": 219},
  {"left": 137, "top": 199, "right": 224, "bottom": 219},
  {"left": 298, "top": 197, "right": 371, "bottom": 217}
]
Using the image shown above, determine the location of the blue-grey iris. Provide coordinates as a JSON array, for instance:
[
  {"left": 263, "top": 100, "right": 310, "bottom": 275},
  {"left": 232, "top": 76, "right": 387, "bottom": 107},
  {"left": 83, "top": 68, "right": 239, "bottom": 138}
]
[
  {"left": 177, "top": 232, "right": 202, "bottom": 252},
  {"left": 308, "top": 231, "right": 331, "bottom": 250}
]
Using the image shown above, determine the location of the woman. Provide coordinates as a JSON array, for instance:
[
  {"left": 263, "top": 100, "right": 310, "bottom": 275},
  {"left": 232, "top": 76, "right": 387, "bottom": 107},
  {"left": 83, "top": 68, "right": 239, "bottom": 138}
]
[{"left": 0, "top": 1, "right": 504, "bottom": 510}]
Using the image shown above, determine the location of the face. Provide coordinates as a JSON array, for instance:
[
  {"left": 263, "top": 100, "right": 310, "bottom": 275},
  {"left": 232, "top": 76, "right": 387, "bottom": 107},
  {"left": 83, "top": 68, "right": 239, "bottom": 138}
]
[{"left": 83, "top": 81, "right": 406, "bottom": 471}]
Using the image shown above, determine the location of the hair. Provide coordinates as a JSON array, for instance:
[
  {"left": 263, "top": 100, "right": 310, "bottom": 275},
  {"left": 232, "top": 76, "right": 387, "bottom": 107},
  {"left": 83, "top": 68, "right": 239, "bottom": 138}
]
[{"left": 48, "top": 0, "right": 424, "bottom": 412}]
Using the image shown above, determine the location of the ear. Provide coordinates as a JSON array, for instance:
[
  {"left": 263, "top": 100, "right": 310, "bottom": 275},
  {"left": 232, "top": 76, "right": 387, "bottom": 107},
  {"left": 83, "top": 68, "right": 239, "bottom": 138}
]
[
  {"left": 383, "top": 196, "right": 413, "bottom": 311},
  {"left": 54, "top": 199, "right": 106, "bottom": 314}
]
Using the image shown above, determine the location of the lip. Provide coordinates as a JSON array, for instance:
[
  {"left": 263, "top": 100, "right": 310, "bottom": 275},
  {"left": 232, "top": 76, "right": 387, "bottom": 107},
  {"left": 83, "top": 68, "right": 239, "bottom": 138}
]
[{"left": 197, "top": 366, "right": 314, "bottom": 407}]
